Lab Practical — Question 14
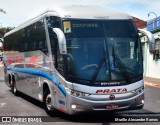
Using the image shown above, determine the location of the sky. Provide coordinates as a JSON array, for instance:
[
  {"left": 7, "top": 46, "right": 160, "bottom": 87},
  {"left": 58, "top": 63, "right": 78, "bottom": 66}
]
[{"left": 0, "top": 0, "right": 160, "bottom": 27}]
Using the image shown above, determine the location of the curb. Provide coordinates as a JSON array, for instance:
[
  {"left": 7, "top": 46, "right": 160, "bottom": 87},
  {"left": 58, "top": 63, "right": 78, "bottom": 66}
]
[{"left": 144, "top": 82, "right": 160, "bottom": 88}]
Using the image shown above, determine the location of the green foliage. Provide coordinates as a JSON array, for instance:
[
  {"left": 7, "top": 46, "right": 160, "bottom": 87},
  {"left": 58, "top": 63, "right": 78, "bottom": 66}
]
[{"left": 0, "top": 27, "right": 14, "bottom": 38}]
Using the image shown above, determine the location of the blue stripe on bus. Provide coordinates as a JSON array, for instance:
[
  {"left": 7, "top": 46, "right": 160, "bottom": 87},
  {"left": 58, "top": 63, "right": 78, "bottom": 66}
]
[{"left": 10, "top": 67, "right": 66, "bottom": 96}]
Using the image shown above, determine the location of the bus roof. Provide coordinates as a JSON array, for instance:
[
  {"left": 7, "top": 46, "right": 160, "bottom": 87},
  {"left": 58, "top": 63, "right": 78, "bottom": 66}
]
[
  {"left": 52, "top": 5, "right": 131, "bottom": 19},
  {"left": 4, "top": 5, "right": 132, "bottom": 37}
]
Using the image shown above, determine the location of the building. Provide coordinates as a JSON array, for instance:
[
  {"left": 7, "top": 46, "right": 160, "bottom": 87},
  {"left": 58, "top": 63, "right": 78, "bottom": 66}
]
[
  {"left": 142, "top": 17, "right": 160, "bottom": 80},
  {"left": 133, "top": 17, "right": 147, "bottom": 29}
]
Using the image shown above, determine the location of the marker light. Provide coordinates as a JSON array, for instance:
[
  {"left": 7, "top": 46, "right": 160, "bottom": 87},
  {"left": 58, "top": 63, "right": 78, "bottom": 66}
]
[
  {"left": 142, "top": 100, "right": 144, "bottom": 104},
  {"left": 71, "top": 104, "right": 77, "bottom": 109}
]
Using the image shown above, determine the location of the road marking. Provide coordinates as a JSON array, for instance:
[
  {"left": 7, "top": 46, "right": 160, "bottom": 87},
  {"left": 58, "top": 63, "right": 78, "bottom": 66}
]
[{"left": 0, "top": 103, "right": 6, "bottom": 108}]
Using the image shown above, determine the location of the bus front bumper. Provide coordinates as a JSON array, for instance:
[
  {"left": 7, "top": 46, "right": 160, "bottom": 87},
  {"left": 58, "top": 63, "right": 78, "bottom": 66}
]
[{"left": 66, "top": 92, "right": 144, "bottom": 115}]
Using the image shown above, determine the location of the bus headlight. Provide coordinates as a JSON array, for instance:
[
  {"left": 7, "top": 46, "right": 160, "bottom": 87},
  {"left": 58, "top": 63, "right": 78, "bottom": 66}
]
[
  {"left": 65, "top": 87, "right": 90, "bottom": 97},
  {"left": 132, "top": 86, "right": 144, "bottom": 95},
  {"left": 72, "top": 90, "right": 90, "bottom": 97}
]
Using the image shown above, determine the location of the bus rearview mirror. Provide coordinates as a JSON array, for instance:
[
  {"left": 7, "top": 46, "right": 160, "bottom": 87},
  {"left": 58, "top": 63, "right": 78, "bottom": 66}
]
[
  {"left": 138, "top": 29, "right": 155, "bottom": 53},
  {"left": 53, "top": 28, "right": 67, "bottom": 55}
]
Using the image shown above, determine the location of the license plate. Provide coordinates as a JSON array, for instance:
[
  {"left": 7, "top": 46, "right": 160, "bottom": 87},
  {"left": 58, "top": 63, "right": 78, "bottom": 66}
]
[{"left": 106, "top": 104, "right": 119, "bottom": 109}]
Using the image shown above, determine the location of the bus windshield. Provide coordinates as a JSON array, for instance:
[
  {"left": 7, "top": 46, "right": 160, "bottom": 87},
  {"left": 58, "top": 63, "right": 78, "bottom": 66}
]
[{"left": 63, "top": 20, "right": 143, "bottom": 86}]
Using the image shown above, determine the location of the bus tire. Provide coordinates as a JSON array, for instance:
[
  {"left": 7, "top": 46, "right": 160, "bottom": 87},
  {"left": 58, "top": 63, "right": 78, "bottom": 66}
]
[
  {"left": 11, "top": 78, "right": 19, "bottom": 96},
  {"left": 44, "top": 89, "right": 57, "bottom": 116}
]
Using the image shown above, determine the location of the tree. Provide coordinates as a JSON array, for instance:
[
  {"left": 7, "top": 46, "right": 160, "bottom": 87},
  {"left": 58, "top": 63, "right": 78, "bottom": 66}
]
[{"left": 0, "top": 27, "right": 14, "bottom": 38}]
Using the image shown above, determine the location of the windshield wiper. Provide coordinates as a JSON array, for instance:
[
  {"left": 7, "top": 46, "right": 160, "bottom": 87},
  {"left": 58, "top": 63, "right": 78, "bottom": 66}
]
[
  {"left": 90, "top": 40, "right": 111, "bottom": 84},
  {"left": 112, "top": 45, "right": 131, "bottom": 83},
  {"left": 90, "top": 55, "right": 106, "bottom": 84}
]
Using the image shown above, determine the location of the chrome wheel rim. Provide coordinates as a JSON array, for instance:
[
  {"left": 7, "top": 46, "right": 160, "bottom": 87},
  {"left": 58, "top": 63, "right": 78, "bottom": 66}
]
[
  {"left": 46, "top": 94, "right": 53, "bottom": 110},
  {"left": 13, "top": 83, "right": 16, "bottom": 93}
]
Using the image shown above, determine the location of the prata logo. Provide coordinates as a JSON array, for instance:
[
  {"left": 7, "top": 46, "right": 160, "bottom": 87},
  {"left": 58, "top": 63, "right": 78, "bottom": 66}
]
[{"left": 96, "top": 88, "right": 127, "bottom": 94}]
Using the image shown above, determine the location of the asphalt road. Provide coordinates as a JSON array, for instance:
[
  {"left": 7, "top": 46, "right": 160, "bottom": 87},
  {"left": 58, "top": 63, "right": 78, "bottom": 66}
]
[{"left": 0, "top": 67, "right": 160, "bottom": 125}]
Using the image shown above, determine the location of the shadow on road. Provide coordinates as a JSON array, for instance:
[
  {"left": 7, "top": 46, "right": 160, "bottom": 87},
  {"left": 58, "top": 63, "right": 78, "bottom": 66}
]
[{"left": 9, "top": 90, "right": 44, "bottom": 109}]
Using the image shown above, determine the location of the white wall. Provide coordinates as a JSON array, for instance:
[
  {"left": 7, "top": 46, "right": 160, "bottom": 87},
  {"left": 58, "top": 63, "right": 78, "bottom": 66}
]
[{"left": 146, "top": 43, "right": 160, "bottom": 79}]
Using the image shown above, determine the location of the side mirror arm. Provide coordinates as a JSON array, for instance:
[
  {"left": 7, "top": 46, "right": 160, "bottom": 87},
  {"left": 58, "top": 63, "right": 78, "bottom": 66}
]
[
  {"left": 53, "top": 28, "right": 67, "bottom": 55},
  {"left": 138, "top": 29, "right": 155, "bottom": 53}
]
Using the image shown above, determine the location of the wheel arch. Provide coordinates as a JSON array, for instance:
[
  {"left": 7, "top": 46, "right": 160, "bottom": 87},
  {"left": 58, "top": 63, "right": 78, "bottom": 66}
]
[
  {"left": 42, "top": 80, "right": 53, "bottom": 101},
  {"left": 11, "top": 74, "right": 15, "bottom": 81},
  {"left": 8, "top": 74, "right": 12, "bottom": 86}
]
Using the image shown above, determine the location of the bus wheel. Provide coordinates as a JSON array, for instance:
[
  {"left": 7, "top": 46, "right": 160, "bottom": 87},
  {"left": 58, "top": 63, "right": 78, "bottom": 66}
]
[
  {"left": 44, "top": 90, "right": 57, "bottom": 116},
  {"left": 11, "top": 78, "right": 19, "bottom": 96}
]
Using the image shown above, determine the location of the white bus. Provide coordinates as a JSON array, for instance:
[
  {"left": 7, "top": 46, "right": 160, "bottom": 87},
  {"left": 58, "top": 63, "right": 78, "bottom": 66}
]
[{"left": 3, "top": 5, "right": 154, "bottom": 115}]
